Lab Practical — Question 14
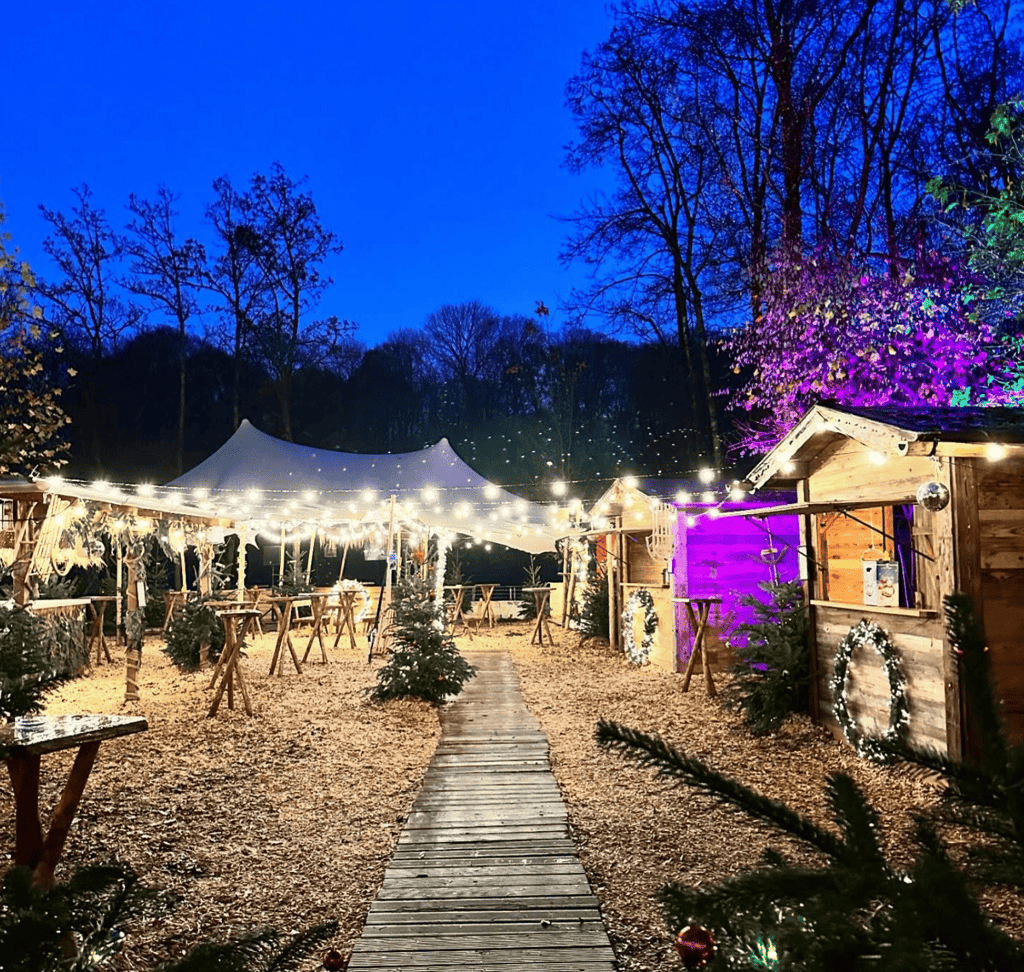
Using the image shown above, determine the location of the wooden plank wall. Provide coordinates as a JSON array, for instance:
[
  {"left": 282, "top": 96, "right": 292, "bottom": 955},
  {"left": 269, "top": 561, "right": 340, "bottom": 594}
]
[
  {"left": 815, "top": 605, "right": 948, "bottom": 753},
  {"left": 977, "top": 456, "right": 1024, "bottom": 745},
  {"left": 816, "top": 508, "right": 895, "bottom": 604}
]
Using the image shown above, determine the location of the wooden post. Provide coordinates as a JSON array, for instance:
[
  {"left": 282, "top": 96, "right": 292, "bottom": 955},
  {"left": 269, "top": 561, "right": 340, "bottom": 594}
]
[
  {"left": 796, "top": 479, "right": 820, "bottom": 726},
  {"left": 179, "top": 544, "right": 187, "bottom": 593},
  {"left": 606, "top": 528, "right": 618, "bottom": 651},
  {"left": 11, "top": 500, "right": 39, "bottom": 607},
  {"left": 197, "top": 540, "right": 214, "bottom": 597},
  {"left": 124, "top": 539, "right": 141, "bottom": 702},
  {"left": 115, "top": 537, "right": 124, "bottom": 645},
  {"left": 292, "top": 534, "right": 301, "bottom": 585}
]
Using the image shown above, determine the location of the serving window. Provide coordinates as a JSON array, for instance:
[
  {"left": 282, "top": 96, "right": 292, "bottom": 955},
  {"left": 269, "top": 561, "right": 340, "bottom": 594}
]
[{"left": 815, "top": 504, "right": 924, "bottom": 609}]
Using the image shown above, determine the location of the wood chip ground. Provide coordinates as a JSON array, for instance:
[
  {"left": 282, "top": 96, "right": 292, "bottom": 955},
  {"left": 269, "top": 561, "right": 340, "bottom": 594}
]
[{"left": 1, "top": 620, "right": 1020, "bottom": 971}]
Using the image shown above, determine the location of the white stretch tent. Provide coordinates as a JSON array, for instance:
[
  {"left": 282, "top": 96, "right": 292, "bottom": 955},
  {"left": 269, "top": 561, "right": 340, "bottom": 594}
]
[{"left": 164, "top": 420, "right": 562, "bottom": 554}]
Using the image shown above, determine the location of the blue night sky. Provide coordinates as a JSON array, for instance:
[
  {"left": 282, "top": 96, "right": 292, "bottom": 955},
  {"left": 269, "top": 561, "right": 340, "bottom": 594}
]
[{"left": 3, "top": 1, "right": 616, "bottom": 348}]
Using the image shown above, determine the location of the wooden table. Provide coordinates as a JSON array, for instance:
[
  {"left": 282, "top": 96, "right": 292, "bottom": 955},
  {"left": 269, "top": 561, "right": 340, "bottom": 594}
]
[
  {"left": 475, "top": 583, "right": 498, "bottom": 628},
  {"left": 330, "top": 588, "right": 363, "bottom": 650},
  {"left": 1, "top": 714, "right": 148, "bottom": 889},
  {"left": 523, "top": 587, "right": 555, "bottom": 646},
  {"left": 443, "top": 585, "right": 473, "bottom": 640},
  {"left": 301, "top": 592, "right": 334, "bottom": 664},
  {"left": 677, "top": 597, "right": 722, "bottom": 697},
  {"left": 266, "top": 596, "right": 306, "bottom": 677},
  {"left": 208, "top": 608, "right": 262, "bottom": 716},
  {"left": 86, "top": 596, "right": 117, "bottom": 665}
]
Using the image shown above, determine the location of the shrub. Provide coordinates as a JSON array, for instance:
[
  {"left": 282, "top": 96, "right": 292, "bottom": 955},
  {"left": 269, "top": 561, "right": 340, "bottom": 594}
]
[
  {"left": 372, "top": 577, "right": 475, "bottom": 705},
  {"left": 721, "top": 580, "right": 809, "bottom": 735},
  {"left": 163, "top": 596, "right": 225, "bottom": 671}
]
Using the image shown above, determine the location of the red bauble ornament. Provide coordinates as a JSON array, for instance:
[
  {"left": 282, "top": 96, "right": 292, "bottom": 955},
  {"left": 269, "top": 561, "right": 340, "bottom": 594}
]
[
  {"left": 674, "top": 924, "right": 715, "bottom": 969},
  {"left": 322, "top": 949, "right": 348, "bottom": 971}
]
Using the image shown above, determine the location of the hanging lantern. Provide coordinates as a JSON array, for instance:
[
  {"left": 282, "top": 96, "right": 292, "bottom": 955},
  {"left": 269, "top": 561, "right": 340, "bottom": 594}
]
[{"left": 915, "top": 481, "right": 950, "bottom": 512}]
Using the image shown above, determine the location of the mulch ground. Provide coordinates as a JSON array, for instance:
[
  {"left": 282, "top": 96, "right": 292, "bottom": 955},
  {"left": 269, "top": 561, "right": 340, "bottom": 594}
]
[{"left": 1, "top": 618, "right": 1021, "bottom": 971}]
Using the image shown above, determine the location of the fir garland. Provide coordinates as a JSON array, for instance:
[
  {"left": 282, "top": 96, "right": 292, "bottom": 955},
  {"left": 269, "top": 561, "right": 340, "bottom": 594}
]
[
  {"left": 622, "top": 589, "right": 658, "bottom": 665},
  {"left": 829, "top": 619, "right": 909, "bottom": 763}
]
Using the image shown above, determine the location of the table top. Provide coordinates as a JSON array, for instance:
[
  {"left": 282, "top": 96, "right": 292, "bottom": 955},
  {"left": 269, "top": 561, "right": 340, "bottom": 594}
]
[
  {"left": 87, "top": 595, "right": 118, "bottom": 602},
  {"left": 674, "top": 596, "right": 723, "bottom": 603},
  {"left": 26, "top": 598, "right": 93, "bottom": 612},
  {"left": 0, "top": 714, "right": 148, "bottom": 756},
  {"left": 522, "top": 587, "right": 552, "bottom": 592},
  {"left": 216, "top": 607, "right": 263, "bottom": 618}
]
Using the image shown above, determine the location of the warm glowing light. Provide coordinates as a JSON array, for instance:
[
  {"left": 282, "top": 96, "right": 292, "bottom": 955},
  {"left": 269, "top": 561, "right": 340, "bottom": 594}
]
[
  {"left": 137, "top": 483, "right": 155, "bottom": 497},
  {"left": 552, "top": 481, "right": 566, "bottom": 496},
  {"left": 192, "top": 487, "right": 210, "bottom": 500},
  {"left": 623, "top": 475, "right": 638, "bottom": 488},
  {"left": 484, "top": 543, "right": 492, "bottom": 551},
  {"left": 675, "top": 490, "right": 691, "bottom": 504},
  {"left": 730, "top": 487, "right": 745, "bottom": 502},
  {"left": 701, "top": 491, "right": 715, "bottom": 503},
  {"left": 422, "top": 486, "right": 438, "bottom": 502},
  {"left": 686, "top": 515, "right": 696, "bottom": 527},
  {"left": 484, "top": 483, "right": 500, "bottom": 499},
  {"left": 868, "top": 451, "right": 886, "bottom": 465},
  {"left": 698, "top": 467, "right": 715, "bottom": 484},
  {"left": 708, "top": 507, "right": 721, "bottom": 518},
  {"left": 247, "top": 489, "right": 261, "bottom": 502},
  {"left": 986, "top": 442, "right": 1007, "bottom": 461},
  {"left": 303, "top": 490, "right": 317, "bottom": 503},
  {"left": 361, "top": 488, "right": 376, "bottom": 502}
]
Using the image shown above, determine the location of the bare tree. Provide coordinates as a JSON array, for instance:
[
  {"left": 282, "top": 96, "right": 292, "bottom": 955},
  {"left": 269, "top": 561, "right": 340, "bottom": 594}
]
[
  {"left": 121, "top": 186, "right": 207, "bottom": 474},
  {"left": 246, "top": 163, "right": 345, "bottom": 440},
  {"left": 205, "top": 175, "right": 268, "bottom": 430},
  {"left": 35, "top": 184, "right": 142, "bottom": 463}
]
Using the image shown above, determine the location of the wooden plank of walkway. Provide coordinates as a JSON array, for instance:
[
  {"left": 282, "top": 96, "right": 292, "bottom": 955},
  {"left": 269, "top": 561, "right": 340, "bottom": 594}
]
[{"left": 348, "top": 651, "right": 617, "bottom": 971}]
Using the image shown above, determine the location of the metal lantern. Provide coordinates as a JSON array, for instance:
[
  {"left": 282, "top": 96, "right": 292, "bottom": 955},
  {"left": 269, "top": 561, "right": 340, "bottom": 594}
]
[{"left": 915, "top": 480, "right": 950, "bottom": 512}]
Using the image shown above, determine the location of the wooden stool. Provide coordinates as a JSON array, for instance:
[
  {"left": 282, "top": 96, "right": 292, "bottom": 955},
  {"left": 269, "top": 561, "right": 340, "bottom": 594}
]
[
  {"left": 677, "top": 597, "right": 722, "bottom": 697},
  {"left": 267, "top": 597, "right": 304, "bottom": 677},
  {"left": 208, "top": 609, "right": 261, "bottom": 716},
  {"left": 86, "top": 596, "right": 116, "bottom": 665},
  {"left": 332, "top": 589, "right": 361, "bottom": 650},
  {"left": 523, "top": 587, "right": 554, "bottom": 646},
  {"left": 476, "top": 583, "right": 498, "bottom": 628},
  {"left": 301, "top": 593, "right": 332, "bottom": 664}
]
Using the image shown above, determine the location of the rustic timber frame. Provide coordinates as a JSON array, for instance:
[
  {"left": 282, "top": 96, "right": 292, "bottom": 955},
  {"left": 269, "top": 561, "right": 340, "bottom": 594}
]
[{"left": 728, "top": 405, "right": 1024, "bottom": 759}]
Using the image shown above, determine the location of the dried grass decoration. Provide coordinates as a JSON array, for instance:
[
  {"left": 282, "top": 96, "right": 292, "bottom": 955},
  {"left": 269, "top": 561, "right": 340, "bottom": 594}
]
[
  {"left": 622, "top": 588, "right": 657, "bottom": 665},
  {"left": 829, "top": 619, "right": 909, "bottom": 762}
]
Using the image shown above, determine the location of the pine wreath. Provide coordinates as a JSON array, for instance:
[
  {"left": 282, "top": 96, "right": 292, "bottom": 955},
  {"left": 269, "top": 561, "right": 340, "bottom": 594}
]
[
  {"left": 622, "top": 589, "right": 658, "bottom": 665},
  {"left": 829, "top": 619, "right": 909, "bottom": 763}
]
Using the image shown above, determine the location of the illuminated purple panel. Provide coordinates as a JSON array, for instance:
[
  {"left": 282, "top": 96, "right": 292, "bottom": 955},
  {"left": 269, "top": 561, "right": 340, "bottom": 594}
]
[{"left": 673, "top": 497, "right": 800, "bottom": 671}]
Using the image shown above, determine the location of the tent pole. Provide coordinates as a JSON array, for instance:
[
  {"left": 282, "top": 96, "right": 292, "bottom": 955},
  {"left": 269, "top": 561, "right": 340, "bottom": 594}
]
[
  {"left": 306, "top": 526, "right": 317, "bottom": 584},
  {"left": 279, "top": 526, "right": 286, "bottom": 584},
  {"left": 237, "top": 524, "right": 247, "bottom": 600},
  {"left": 338, "top": 541, "right": 349, "bottom": 582}
]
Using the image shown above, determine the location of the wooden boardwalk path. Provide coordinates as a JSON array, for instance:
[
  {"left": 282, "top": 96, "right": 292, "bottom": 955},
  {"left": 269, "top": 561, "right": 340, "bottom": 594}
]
[{"left": 348, "top": 651, "right": 617, "bottom": 971}]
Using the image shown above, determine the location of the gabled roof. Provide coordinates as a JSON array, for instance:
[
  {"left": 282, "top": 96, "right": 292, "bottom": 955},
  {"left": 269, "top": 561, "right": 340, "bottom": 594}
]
[{"left": 744, "top": 404, "right": 1024, "bottom": 490}]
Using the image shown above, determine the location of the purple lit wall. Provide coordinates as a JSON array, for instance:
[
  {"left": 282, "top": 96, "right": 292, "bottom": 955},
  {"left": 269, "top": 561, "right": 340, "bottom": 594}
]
[{"left": 673, "top": 498, "right": 801, "bottom": 670}]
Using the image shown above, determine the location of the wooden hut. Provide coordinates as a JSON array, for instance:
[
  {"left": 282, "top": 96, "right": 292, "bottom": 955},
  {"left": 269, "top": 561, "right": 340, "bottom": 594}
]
[
  {"left": 729, "top": 404, "right": 1024, "bottom": 757},
  {"left": 585, "top": 478, "right": 678, "bottom": 671}
]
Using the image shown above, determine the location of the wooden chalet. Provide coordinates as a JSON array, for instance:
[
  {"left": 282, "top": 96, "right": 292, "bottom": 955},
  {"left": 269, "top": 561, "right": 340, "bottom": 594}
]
[{"left": 730, "top": 404, "right": 1024, "bottom": 757}]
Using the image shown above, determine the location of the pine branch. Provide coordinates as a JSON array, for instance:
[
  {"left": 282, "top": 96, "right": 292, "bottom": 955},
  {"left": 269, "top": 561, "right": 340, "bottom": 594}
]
[
  {"left": 824, "top": 773, "right": 889, "bottom": 875},
  {"left": 595, "top": 720, "right": 850, "bottom": 861},
  {"left": 266, "top": 921, "right": 338, "bottom": 972}
]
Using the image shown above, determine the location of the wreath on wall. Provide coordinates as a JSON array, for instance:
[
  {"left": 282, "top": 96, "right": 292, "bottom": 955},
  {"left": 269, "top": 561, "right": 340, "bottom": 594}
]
[
  {"left": 828, "top": 619, "right": 909, "bottom": 763},
  {"left": 623, "top": 589, "right": 658, "bottom": 665}
]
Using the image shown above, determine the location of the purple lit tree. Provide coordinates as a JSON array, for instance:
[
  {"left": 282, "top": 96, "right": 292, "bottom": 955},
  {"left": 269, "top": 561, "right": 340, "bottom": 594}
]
[{"left": 723, "top": 245, "right": 1019, "bottom": 454}]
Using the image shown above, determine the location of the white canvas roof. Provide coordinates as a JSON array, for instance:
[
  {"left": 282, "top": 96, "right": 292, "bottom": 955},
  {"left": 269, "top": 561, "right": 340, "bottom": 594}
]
[{"left": 165, "top": 420, "right": 563, "bottom": 553}]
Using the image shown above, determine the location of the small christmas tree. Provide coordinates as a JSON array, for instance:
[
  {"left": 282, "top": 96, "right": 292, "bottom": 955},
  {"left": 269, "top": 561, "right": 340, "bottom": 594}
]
[
  {"left": 578, "top": 547, "right": 610, "bottom": 641},
  {"left": 595, "top": 591, "right": 1024, "bottom": 970},
  {"left": 721, "top": 580, "right": 810, "bottom": 736},
  {"left": 162, "top": 596, "right": 225, "bottom": 671},
  {"left": 0, "top": 604, "right": 71, "bottom": 743},
  {"left": 372, "top": 577, "right": 475, "bottom": 705}
]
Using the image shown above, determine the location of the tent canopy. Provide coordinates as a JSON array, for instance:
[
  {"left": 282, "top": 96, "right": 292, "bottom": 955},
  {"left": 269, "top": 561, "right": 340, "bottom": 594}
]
[{"left": 165, "top": 420, "right": 562, "bottom": 554}]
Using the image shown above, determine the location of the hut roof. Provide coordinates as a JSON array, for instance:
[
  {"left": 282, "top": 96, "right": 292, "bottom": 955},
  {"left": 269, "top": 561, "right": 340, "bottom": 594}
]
[{"left": 744, "top": 404, "right": 1024, "bottom": 491}]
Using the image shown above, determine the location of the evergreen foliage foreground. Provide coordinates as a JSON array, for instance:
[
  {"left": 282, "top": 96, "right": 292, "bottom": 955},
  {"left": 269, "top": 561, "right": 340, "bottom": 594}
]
[
  {"left": 596, "top": 592, "right": 1024, "bottom": 970},
  {"left": 372, "top": 577, "right": 475, "bottom": 705}
]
